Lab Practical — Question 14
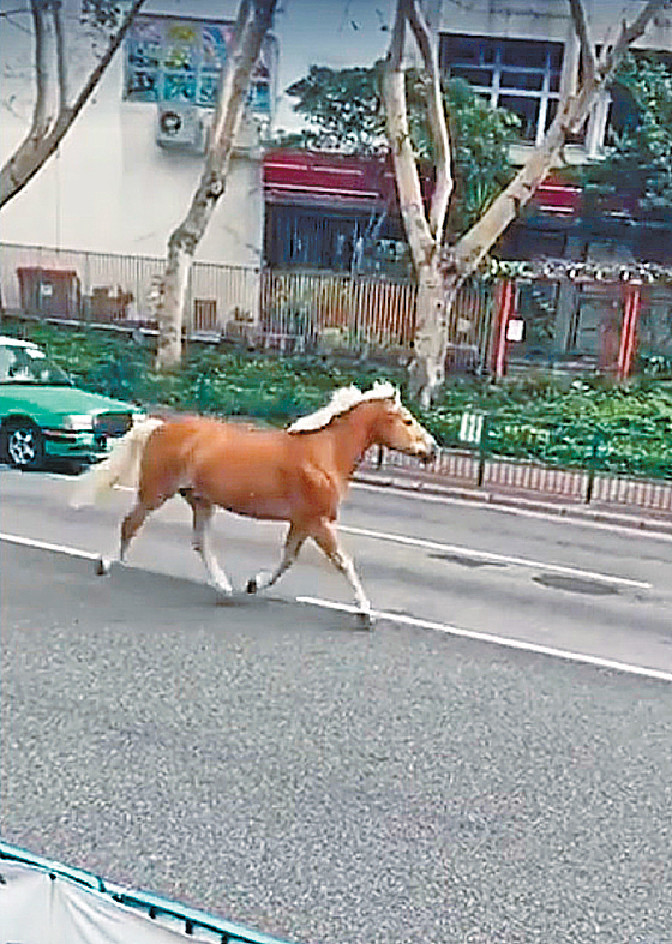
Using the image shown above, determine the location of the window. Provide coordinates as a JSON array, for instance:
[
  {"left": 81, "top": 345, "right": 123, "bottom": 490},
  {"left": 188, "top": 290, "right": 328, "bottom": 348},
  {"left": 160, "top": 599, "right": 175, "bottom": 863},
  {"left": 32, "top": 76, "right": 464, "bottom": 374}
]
[{"left": 440, "top": 33, "right": 564, "bottom": 145}]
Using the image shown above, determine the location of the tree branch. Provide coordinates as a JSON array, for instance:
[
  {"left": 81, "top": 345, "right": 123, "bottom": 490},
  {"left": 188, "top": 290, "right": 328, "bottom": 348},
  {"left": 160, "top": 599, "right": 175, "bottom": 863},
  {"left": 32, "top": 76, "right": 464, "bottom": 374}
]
[
  {"left": 567, "top": 0, "right": 595, "bottom": 89},
  {"left": 28, "top": 0, "right": 53, "bottom": 141},
  {"left": 168, "top": 0, "right": 275, "bottom": 258},
  {"left": 0, "top": 0, "right": 147, "bottom": 208},
  {"left": 448, "top": 0, "right": 670, "bottom": 280},
  {"left": 606, "top": 0, "right": 671, "bottom": 76},
  {"left": 405, "top": 0, "right": 452, "bottom": 242},
  {"left": 157, "top": 0, "right": 277, "bottom": 369},
  {"left": 382, "top": 0, "right": 434, "bottom": 270},
  {"left": 52, "top": 0, "right": 67, "bottom": 116}
]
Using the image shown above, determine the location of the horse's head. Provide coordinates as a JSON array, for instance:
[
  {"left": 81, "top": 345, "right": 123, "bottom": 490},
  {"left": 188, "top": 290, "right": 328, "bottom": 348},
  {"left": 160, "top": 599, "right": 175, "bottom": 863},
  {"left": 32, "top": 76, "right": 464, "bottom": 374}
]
[{"left": 372, "top": 394, "right": 438, "bottom": 463}]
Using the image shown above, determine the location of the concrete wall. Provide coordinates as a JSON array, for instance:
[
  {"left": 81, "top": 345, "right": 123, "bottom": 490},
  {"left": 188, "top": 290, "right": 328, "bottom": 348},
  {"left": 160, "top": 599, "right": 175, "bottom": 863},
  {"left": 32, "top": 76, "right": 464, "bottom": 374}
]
[
  {"left": 0, "top": 0, "right": 263, "bottom": 266},
  {"left": 435, "top": 0, "right": 672, "bottom": 49}
]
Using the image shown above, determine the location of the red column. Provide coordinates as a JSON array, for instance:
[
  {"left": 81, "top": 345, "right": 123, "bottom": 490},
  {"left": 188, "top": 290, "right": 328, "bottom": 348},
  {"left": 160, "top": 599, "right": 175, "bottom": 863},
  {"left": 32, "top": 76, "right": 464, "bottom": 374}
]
[
  {"left": 617, "top": 282, "right": 642, "bottom": 381},
  {"left": 491, "top": 278, "right": 515, "bottom": 379}
]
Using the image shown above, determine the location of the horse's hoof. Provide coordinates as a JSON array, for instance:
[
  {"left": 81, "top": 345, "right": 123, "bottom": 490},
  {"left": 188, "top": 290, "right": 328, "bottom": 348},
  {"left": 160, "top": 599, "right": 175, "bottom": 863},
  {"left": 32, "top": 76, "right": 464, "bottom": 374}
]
[
  {"left": 95, "top": 557, "right": 110, "bottom": 577},
  {"left": 355, "top": 610, "right": 374, "bottom": 630},
  {"left": 246, "top": 577, "right": 258, "bottom": 595}
]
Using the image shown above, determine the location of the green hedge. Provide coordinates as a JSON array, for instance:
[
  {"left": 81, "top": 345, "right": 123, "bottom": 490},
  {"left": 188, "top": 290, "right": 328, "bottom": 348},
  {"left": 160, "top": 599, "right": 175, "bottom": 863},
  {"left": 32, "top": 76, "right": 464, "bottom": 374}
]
[{"left": 3, "top": 318, "right": 671, "bottom": 478}]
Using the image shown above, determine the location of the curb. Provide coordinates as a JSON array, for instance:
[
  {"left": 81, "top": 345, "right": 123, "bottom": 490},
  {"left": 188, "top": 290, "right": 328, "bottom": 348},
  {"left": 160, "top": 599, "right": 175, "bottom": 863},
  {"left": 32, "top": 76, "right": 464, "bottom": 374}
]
[{"left": 354, "top": 468, "right": 672, "bottom": 537}]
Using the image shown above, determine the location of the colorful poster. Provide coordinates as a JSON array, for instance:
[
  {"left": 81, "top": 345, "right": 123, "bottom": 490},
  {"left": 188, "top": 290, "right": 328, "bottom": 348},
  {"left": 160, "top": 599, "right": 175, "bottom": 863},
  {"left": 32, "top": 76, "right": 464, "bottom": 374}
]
[
  {"left": 163, "top": 21, "right": 199, "bottom": 70},
  {"left": 124, "top": 15, "right": 274, "bottom": 118},
  {"left": 126, "top": 15, "right": 163, "bottom": 101},
  {"left": 202, "top": 24, "right": 229, "bottom": 69},
  {"left": 162, "top": 72, "right": 198, "bottom": 104},
  {"left": 198, "top": 72, "right": 219, "bottom": 108}
]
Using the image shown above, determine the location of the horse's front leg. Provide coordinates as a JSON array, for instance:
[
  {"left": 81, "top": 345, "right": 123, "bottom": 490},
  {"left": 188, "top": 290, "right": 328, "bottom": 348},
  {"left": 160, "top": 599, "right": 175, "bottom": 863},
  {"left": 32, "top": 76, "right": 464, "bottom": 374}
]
[
  {"left": 310, "top": 519, "right": 373, "bottom": 628},
  {"left": 246, "top": 522, "right": 305, "bottom": 594},
  {"left": 185, "top": 494, "right": 233, "bottom": 597}
]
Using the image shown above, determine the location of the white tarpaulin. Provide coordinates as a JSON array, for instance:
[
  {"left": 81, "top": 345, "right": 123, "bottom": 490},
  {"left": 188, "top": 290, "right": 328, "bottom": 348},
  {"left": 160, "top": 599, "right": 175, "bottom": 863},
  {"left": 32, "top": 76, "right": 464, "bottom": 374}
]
[{"left": 0, "top": 861, "right": 210, "bottom": 944}]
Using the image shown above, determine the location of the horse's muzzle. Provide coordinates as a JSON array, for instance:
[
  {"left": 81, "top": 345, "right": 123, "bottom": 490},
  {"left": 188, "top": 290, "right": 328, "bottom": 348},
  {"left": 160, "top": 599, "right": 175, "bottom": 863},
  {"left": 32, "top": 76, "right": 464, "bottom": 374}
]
[{"left": 419, "top": 437, "right": 439, "bottom": 464}]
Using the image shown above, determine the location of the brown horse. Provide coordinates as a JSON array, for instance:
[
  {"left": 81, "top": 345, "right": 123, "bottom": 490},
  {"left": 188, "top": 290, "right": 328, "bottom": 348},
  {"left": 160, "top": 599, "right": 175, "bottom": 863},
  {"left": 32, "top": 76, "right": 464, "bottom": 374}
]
[{"left": 73, "top": 381, "right": 437, "bottom": 624}]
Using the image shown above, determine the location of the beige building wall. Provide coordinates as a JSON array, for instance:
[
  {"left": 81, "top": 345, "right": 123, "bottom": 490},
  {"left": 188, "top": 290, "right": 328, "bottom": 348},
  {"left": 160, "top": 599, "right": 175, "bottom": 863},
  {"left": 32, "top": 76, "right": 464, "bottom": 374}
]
[
  {"left": 435, "top": 1, "right": 672, "bottom": 48},
  {"left": 0, "top": 0, "right": 264, "bottom": 269}
]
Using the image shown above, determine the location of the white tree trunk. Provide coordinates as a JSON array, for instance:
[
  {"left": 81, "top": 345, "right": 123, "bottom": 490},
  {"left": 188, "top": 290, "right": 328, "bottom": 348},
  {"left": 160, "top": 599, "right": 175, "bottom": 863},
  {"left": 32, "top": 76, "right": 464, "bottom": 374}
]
[
  {"left": 384, "top": 0, "right": 670, "bottom": 404},
  {"left": 155, "top": 0, "right": 277, "bottom": 370},
  {"left": 382, "top": 0, "right": 452, "bottom": 404},
  {"left": 0, "top": 0, "right": 146, "bottom": 208},
  {"left": 408, "top": 260, "right": 449, "bottom": 407}
]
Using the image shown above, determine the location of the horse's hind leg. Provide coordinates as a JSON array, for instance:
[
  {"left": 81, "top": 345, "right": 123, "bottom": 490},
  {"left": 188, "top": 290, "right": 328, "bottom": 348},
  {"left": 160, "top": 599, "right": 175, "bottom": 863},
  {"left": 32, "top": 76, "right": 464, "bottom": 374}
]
[
  {"left": 182, "top": 490, "right": 233, "bottom": 597},
  {"left": 309, "top": 519, "right": 373, "bottom": 626},
  {"left": 246, "top": 522, "right": 306, "bottom": 595},
  {"left": 95, "top": 497, "right": 153, "bottom": 575}
]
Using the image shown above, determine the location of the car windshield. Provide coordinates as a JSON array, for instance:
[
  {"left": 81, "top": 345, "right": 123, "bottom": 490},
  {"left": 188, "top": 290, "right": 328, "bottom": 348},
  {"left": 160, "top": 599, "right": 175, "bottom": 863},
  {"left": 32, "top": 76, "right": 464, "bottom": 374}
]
[{"left": 0, "top": 345, "right": 72, "bottom": 386}]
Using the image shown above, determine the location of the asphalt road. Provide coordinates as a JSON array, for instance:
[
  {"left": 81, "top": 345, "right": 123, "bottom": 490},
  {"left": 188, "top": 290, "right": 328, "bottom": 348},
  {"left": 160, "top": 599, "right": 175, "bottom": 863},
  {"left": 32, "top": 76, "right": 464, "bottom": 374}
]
[
  {"left": 2, "top": 467, "right": 672, "bottom": 673},
  {"left": 2, "top": 468, "right": 672, "bottom": 943}
]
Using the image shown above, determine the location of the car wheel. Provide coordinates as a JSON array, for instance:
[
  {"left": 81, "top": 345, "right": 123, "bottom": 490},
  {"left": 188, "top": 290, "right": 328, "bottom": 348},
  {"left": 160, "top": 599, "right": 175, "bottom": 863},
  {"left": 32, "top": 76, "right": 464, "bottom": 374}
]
[{"left": 3, "top": 420, "right": 44, "bottom": 470}]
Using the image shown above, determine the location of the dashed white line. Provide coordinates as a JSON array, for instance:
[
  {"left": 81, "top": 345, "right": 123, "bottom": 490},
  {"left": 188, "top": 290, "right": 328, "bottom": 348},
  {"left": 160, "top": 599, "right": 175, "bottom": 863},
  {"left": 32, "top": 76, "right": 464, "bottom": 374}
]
[
  {"left": 351, "top": 481, "right": 672, "bottom": 543},
  {"left": 296, "top": 596, "right": 672, "bottom": 684},
  {"left": 2, "top": 531, "right": 668, "bottom": 684},
  {"left": 0, "top": 532, "right": 100, "bottom": 561},
  {"left": 338, "top": 523, "right": 652, "bottom": 591}
]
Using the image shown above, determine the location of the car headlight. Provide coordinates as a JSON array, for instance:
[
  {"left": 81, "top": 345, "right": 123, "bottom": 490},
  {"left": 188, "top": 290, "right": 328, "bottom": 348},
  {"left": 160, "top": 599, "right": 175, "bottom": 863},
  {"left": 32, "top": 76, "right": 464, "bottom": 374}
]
[{"left": 63, "top": 414, "right": 94, "bottom": 431}]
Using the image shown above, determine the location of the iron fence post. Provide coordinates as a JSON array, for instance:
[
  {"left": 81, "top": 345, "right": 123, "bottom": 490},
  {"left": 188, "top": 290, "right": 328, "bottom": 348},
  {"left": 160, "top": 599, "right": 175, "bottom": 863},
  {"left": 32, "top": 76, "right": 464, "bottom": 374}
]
[
  {"left": 585, "top": 427, "right": 604, "bottom": 505},
  {"left": 477, "top": 415, "right": 489, "bottom": 489}
]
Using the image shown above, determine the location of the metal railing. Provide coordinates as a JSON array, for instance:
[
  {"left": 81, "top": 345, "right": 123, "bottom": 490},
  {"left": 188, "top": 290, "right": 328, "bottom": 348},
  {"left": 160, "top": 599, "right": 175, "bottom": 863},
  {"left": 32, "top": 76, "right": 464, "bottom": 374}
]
[
  {"left": 365, "top": 413, "right": 672, "bottom": 513},
  {"left": 1, "top": 242, "right": 490, "bottom": 361},
  {"left": 0, "top": 840, "right": 293, "bottom": 944},
  {"left": 0, "top": 242, "right": 260, "bottom": 335},
  {"left": 260, "top": 269, "right": 418, "bottom": 350}
]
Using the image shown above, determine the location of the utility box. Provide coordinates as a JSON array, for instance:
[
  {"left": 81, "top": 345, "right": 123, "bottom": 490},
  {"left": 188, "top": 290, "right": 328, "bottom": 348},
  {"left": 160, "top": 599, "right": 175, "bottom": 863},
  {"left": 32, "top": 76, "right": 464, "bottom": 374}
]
[
  {"left": 17, "top": 267, "right": 81, "bottom": 319},
  {"left": 88, "top": 286, "right": 134, "bottom": 322}
]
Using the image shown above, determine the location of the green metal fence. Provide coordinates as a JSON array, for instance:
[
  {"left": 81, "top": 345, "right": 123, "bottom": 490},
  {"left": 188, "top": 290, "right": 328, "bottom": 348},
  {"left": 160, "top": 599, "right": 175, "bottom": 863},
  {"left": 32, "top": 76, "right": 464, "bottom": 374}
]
[{"left": 451, "top": 412, "right": 672, "bottom": 482}]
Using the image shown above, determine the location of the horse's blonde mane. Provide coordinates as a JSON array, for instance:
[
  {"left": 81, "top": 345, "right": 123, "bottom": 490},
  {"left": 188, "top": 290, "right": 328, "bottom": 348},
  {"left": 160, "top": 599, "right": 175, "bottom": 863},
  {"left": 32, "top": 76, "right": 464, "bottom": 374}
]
[{"left": 288, "top": 380, "right": 399, "bottom": 434}]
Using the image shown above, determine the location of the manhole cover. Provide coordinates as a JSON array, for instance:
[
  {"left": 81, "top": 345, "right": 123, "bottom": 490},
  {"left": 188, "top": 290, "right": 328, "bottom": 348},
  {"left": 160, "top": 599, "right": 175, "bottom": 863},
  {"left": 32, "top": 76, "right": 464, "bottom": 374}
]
[{"left": 534, "top": 573, "right": 618, "bottom": 595}]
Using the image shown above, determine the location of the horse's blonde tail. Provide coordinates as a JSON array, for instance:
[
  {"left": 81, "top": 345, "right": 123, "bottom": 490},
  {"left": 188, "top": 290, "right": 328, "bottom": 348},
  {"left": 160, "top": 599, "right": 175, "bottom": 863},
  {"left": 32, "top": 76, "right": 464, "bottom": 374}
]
[{"left": 70, "top": 417, "right": 164, "bottom": 508}]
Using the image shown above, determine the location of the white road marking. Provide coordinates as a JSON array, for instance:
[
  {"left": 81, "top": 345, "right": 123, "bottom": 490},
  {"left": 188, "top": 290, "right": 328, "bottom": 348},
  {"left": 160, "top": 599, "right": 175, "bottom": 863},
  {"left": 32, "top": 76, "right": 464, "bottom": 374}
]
[
  {"left": 338, "top": 523, "right": 652, "bottom": 591},
  {"left": 0, "top": 532, "right": 100, "bottom": 561},
  {"left": 352, "top": 481, "right": 672, "bottom": 544},
  {"left": 2, "top": 531, "right": 668, "bottom": 683},
  {"left": 296, "top": 596, "right": 672, "bottom": 684},
  {"left": 35, "top": 469, "right": 671, "bottom": 546},
  {"left": 5, "top": 472, "right": 656, "bottom": 590}
]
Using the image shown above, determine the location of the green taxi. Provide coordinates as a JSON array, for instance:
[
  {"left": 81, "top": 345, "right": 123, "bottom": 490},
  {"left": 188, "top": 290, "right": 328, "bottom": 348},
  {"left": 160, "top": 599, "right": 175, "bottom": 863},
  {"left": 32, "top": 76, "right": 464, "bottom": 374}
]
[{"left": 0, "top": 335, "right": 145, "bottom": 470}]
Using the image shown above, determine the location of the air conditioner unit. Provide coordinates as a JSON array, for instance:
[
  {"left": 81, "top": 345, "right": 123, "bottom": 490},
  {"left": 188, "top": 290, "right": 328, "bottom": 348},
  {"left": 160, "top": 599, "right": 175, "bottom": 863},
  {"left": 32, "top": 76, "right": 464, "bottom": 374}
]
[{"left": 156, "top": 103, "right": 205, "bottom": 152}]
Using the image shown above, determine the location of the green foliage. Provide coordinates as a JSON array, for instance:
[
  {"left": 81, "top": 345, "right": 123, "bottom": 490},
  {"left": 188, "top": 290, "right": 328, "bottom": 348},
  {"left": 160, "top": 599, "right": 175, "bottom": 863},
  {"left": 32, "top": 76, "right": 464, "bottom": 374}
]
[
  {"left": 279, "top": 63, "right": 520, "bottom": 237},
  {"left": 582, "top": 53, "right": 672, "bottom": 217},
  {"left": 443, "top": 78, "right": 521, "bottom": 233},
  {"left": 3, "top": 319, "right": 670, "bottom": 479},
  {"left": 282, "top": 65, "right": 386, "bottom": 153}
]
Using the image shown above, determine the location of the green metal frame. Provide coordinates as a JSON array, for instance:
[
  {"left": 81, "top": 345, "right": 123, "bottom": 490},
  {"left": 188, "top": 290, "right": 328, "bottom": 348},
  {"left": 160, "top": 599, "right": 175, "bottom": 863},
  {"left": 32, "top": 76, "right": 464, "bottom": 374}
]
[
  {"left": 455, "top": 413, "right": 672, "bottom": 483},
  {"left": 0, "top": 840, "right": 296, "bottom": 944}
]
